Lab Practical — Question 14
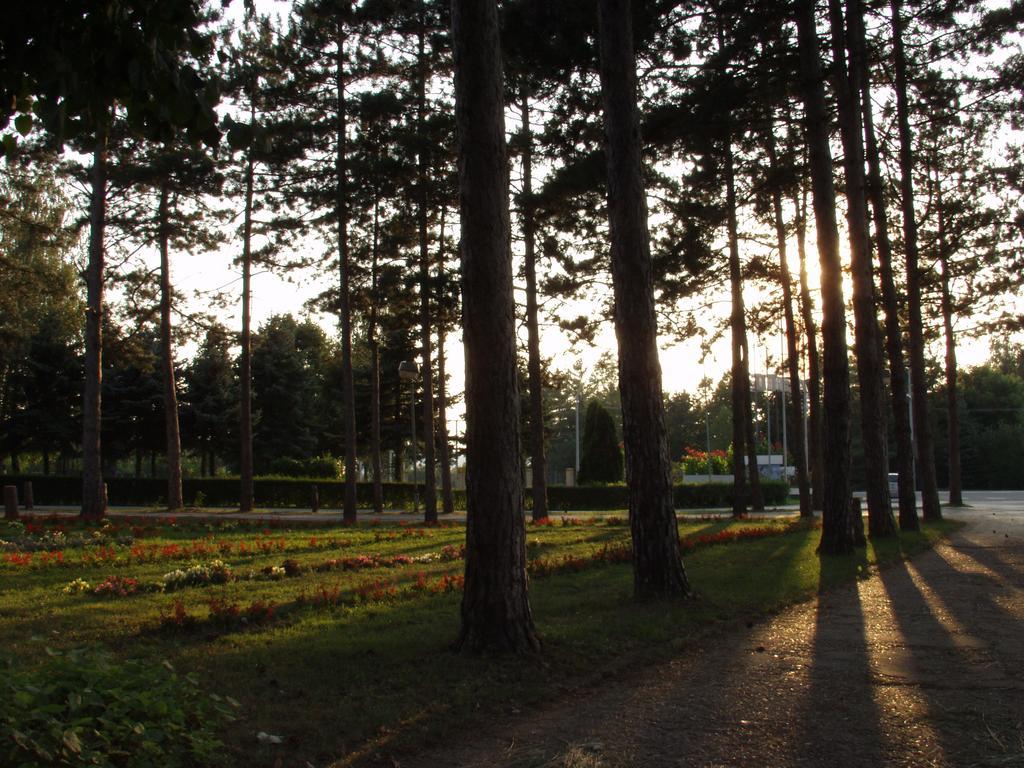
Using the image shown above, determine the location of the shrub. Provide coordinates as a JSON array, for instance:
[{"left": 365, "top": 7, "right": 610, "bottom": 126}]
[
  {"left": 679, "top": 446, "right": 732, "bottom": 475},
  {"left": 6, "top": 475, "right": 788, "bottom": 512},
  {"left": 264, "top": 455, "right": 341, "bottom": 478},
  {"left": 577, "top": 401, "right": 623, "bottom": 484},
  {"left": 0, "top": 475, "right": 466, "bottom": 510},
  {"left": 0, "top": 647, "right": 228, "bottom": 767},
  {"left": 544, "top": 481, "right": 789, "bottom": 511}
]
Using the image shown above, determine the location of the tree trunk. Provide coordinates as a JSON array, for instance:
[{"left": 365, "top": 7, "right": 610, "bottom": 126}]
[
  {"left": 726, "top": 133, "right": 748, "bottom": 518},
  {"left": 891, "top": 0, "right": 941, "bottom": 521},
  {"left": 369, "top": 195, "right": 384, "bottom": 516},
  {"left": 239, "top": 142, "right": 255, "bottom": 513},
  {"left": 859, "top": 35, "right": 919, "bottom": 531},
  {"left": 935, "top": 174, "right": 963, "bottom": 506},
  {"left": 740, "top": 332, "right": 763, "bottom": 510},
  {"left": 795, "top": 186, "right": 825, "bottom": 511},
  {"left": 42, "top": 450, "right": 49, "bottom": 476},
  {"left": 336, "top": 27, "right": 358, "bottom": 524},
  {"left": 416, "top": 16, "right": 437, "bottom": 524},
  {"left": 520, "top": 87, "right": 549, "bottom": 521},
  {"left": 827, "top": 0, "right": 895, "bottom": 537},
  {"left": 436, "top": 205, "right": 455, "bottom": 518},
  {"left": 437, "top": 318, "right": 455, "bottom": 517},
  {"left": 794, "top": 0, "right": 856, "bottom": 553},
  {"left": 765, "top": 128, "right": 811, "bottom": 518},
  {"left": 598, "top": 0, "right": 689, "bottom": 598},
  {"left": 81, "top": 132, "right": 107, "bottom": 520},
  {"left": 158, "top": 183, "right": 184, "bottom": 511},
  {"left": 720, "top": 109, "right": 764, "bottom": 515},
  {"left": 451, "top": 0, "right": 539, "bottom": 653}
]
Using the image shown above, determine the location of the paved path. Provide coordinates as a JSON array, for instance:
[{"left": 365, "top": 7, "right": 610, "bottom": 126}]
[{"left": 394, "top": 498, "right": 1024, "bottom": 768}]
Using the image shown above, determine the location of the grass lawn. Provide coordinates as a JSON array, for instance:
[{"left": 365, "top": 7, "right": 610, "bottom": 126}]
[{"left": 0, "top": 513, "right": 956, "bottom": 767}]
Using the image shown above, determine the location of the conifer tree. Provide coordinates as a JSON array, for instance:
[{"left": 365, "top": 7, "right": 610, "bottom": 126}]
[
  {"left": 794, "top": 0, "right": 857, "bottom": 553},
  {"left": 451, "top": 0, "right": 539, "bottom": 652},
  {"left": 598, "top": 0, "right": 689, "bottom": 598},
  {"left": 826, "top": 0, "right": 895, "bottom": 537},
  {"left": 3, "top": 2, "right": 221, "bottom": 518},
  {"left": 891, "top": 0, "right": 942, "bottom": 521},
  {"left": 856, "top": 15, "right": 918, "bottom": 530},
  {"left": 578, "top": 400, "right": 623, "bottom": 484}
]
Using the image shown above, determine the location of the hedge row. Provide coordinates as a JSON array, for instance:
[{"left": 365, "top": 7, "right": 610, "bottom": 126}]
[
  {"left": 0, "top": 475, "right": 464, "bottom": 510},
  {"left": 545, "top": 480, "right": 790, "bottom": 511},
  {"left": 0, "top": 475, "right": 789, "bottom": 511}
]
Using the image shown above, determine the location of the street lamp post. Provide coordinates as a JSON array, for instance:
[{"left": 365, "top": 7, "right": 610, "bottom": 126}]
[
  {"left": 398, "top": 360, "right": 420, "bottom": 515},
  {"left": 705, "top": 410, "right": 712, "bottom": 482}
]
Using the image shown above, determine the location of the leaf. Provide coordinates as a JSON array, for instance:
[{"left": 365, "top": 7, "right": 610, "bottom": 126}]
[
  {"left": 226, "top": 124, "right": 253, "bottom": 150},
  {"left": 62, "top": 729, "right": 82, "bottom": 754},
  {"left": 14, "top": 114, "right": 32, "bottom": 136}
]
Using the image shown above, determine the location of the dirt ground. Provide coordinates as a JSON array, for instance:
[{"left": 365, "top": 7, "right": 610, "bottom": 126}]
[{"left": 383, "top": 500, "right": 1024, "bottom": 768}]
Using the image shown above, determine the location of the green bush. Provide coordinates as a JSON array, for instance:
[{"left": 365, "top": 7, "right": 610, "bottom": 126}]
[
  {"left": 1, "top": 476, "right": 786, "bottom": 512},
  {"left": 543, "top": 480, "right": 790, "bottom": 511},
  {"left": 0, "top": 647, "right": 228, "bottom": 767},
  {"left": 264, "top": 455, "right": 340, "bottom": 478},
  {"left": 578, "top": 401, "right": 623, "bottom": 484},
  {"left": 0, "top": 475, "right": 466, "bottom": 511}
]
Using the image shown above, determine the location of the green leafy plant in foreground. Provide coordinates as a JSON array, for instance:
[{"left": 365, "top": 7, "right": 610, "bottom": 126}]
[{"left": 0, "top": 646, "right": 232, "bottom": 768}]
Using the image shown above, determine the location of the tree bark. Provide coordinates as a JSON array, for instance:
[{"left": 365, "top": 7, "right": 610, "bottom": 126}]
[
  {"left": 336, "top": 27, "right": 358, "bottom": 524},
  {"left": 437, "top": 316, "right": 455, "bottom": 517},
  {"left": 765, "top": 128, "right": 811, "bottom": 518},
  {"left": 369, "top": 194, "right": 384, "bottom": 516},
  {"left": 827, "top": 0, "right": 895, "bottom": 538},
  {"left": 935, "top": 173, "right": 963, "bottom": 506},
  {"left": 726, "top": 131, "right": 748, "bottom": 518},
  {"left": 81, "top": 132, "right": 108, "bottom": 520},
  {"left": 740, "top": 331, "right": 763, "bottom": 511},
  {"left": 239, "top": 143, "right": 255, "bottom": 513},
  {"left": 598, "top": 0, "right": 689, "bottom": 598},
  {"left": 859, "top": 36, "right": 919, "bottom": 531},
  {"left": 158, "top": 183, "right": 184, "bottom": 511},
  {"left": 891, "top": 0, "right": 941, "bottom": 520},
  {"left": 520, "top": 87, "right": 549, "bottom": 521},
  {"left": 451, "top": 0, "right": 539, "bottom": 653},
  {"left": 417, "top": 15, "right": 437, "bottom": 524},
  {"left": 795, "top": 186, "right": 824, "bottom": 511},
  {"left": 728, "top": 150, "right": 764, "bottom": 513},
  {"left": 794, "top": 0, "right": 856, "bottom": 553},
  {"left": 436, "top": 205, "right": 455, "bottom": 518}
]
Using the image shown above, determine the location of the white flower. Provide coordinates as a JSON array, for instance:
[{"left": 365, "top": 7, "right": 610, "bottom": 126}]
[{"left": 62, "top": 578, "right": 91, "bottom": 595}]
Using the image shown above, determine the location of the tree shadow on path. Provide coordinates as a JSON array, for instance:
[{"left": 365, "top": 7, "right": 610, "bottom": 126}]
[{"left": 874, "top": 536, "right": 1024, "bottom": 766}]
